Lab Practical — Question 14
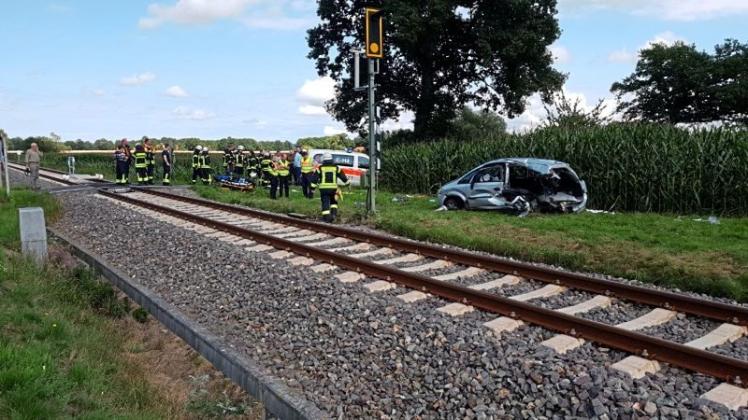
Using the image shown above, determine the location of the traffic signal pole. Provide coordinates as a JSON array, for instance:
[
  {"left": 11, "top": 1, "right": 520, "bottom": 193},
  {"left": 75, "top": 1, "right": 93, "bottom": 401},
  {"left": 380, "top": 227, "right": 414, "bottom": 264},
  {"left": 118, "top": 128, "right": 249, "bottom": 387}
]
[
  {"left": 367, "top": 58, "right": 377, "bottom": 215},
  {"left": 363, "top": 7, "right": 383, "bottom": 216}
]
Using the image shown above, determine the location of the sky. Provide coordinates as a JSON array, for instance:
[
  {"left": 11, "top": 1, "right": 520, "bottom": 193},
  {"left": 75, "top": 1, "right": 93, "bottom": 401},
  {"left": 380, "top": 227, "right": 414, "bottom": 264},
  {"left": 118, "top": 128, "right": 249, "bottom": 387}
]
[{"left": 1, "top": 0, "right": 746, "bottom": 141}]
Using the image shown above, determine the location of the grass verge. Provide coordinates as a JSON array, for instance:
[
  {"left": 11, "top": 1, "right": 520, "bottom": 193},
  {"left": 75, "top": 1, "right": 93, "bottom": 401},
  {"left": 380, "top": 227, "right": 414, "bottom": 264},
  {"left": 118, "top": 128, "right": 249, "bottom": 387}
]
[
  {"left": 194, "top": 184, "right": 748, "bottom": 302},
  {"left": 0, "top": 189, "right": 259, "bottom": 418}
]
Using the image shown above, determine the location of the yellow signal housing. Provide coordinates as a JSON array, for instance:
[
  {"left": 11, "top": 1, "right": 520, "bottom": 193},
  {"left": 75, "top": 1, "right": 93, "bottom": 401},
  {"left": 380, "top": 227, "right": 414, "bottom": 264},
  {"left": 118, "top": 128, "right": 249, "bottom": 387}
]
[{"left": 365, "top": 8, "right": 384, "bottom": 59}]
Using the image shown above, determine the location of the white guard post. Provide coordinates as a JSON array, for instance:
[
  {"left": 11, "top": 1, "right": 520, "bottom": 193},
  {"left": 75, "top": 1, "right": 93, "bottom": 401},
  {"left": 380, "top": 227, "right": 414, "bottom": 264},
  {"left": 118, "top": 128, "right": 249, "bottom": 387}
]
[{"left": 19, "top": 207, "right": 48, "bottom": 264}]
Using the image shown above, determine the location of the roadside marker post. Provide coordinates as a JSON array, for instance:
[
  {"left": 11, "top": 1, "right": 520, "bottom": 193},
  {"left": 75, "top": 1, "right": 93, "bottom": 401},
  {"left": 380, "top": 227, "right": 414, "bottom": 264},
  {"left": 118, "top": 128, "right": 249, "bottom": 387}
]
[
  {"left": 19, "top": 207, "right": 48, "bottom": 264},
  {"left": 0, "top": 133, "right": 9, "bottom": 197}
]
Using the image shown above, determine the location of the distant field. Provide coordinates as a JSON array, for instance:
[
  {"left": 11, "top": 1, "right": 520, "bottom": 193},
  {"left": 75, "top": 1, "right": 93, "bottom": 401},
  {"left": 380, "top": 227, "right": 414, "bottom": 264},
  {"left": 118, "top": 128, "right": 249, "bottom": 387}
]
[{"left": 42, "top": 152, "right": 213, "bottom": 185}]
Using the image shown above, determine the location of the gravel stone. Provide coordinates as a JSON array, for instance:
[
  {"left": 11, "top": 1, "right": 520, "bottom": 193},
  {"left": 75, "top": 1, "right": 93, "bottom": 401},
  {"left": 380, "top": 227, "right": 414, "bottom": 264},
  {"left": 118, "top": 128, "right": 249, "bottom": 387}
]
[
  {"left": 640, "top": 314, "right": 723, "bottom": 344},
  {"left": 43, "top": 190, "right": 748, "bottom": 419}
]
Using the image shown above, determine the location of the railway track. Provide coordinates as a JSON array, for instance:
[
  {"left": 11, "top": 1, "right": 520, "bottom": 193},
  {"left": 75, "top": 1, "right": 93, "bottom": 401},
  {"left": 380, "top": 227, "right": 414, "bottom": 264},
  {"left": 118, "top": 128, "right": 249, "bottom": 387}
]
[
  {"left": 92, "top": 187, "right": 748, "bottom": 410},
  {"left": 6, "top": 162, "right": 110, "bottom": 187},
  {"left": 15, "top": 166, "right": 748, "bottom": 410}
]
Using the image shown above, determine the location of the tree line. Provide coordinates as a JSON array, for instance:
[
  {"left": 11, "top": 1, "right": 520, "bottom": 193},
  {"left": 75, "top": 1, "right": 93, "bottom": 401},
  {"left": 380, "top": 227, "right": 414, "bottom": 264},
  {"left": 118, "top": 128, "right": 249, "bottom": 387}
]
[
  {"left": 308, "top": 1, "right": 747, "bottom": 138},
  {"left": 2, "top": 136, "right": 359, "bottom": 153}
]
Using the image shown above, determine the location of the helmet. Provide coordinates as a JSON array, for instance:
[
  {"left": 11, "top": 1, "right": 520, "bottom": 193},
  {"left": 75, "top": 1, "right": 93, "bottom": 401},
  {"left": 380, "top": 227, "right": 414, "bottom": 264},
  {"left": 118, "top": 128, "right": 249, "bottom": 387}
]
[
  {"left": 322, "top": 153, "right": 333, "bottom": 163},
  {"left": 263, "top": 152, "right": 270, "bottom": 157},
  {"left": 195, "top": 145, "right": 203, "bottom": 152},
  {"left": 203, "top": 147, "right": 209, "bottom": 152},
  {"left": 237, "top": 145, "right": 245, "bottom": 151}
]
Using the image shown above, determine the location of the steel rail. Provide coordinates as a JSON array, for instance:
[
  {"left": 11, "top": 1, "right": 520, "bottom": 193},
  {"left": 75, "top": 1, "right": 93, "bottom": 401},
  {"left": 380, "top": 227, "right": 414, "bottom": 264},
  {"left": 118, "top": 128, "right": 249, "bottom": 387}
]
[
  {"left": 9, "top": 163, "right": 115, "bottom": 187},
  {"left": 100, "top": 188, "right": 748, "bottom": 383},
  {"left": 7, "top": 163, "right": 77, "bottom": 185},
  {"left": 35, "top": 164, "right": 110, "bottom": 183},
  {"left": 133, "top": 187, "right": 748, "bottom": 326}
]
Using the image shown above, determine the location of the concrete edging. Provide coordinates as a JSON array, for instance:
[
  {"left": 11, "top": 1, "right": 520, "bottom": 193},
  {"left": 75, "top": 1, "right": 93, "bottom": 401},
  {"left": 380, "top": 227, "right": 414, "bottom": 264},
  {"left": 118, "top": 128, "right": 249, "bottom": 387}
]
[{"left": 48, "top": 227, "right": 325, "bottom": 420}]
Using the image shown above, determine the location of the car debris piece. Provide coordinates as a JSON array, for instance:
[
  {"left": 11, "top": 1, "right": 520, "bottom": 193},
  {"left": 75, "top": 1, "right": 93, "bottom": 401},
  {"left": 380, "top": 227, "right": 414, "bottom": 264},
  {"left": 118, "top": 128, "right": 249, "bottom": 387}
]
[{"left": 437, "top": 158, "right": 588, "bottom": 215}]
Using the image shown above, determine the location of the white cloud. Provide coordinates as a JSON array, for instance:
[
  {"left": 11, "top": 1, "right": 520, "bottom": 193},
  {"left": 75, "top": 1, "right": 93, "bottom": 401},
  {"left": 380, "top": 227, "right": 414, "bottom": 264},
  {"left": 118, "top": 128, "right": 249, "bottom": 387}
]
[
  {"left": 298, "top": 105, "right": 328, "bottom": 116},
  {"left": 165, "top": 85, "right": 189, "bottom": 97},
  {"left": 380, "top": 111, "right": 415, "bottom": 132},
  {"left": 608, "top": 31, "right": 686, "bottom": 64},
  {"left": 241, "top": 16, "right": 311, "bottom": 30},
  {"left": 323, "top": 126, "right": 346, "bottom": 136},
  {"left": 120, "top": 72, "right": 156, "bottom": 86},
  {"left": 506, "top": 89, "right": 617, "bottom": 132},
  {"left": 644, "top": 31, "right": 684, "bottom": 48},
  {"left": 560, "top": 0, "right": 748, "bottom": 21},
  {"left": 550, "top": 45, "right": 571, "bottom": 64},
  {"left": 608, "top": 49, "right": 637, "bottom": 64},
  {"left": 91, "top": 89, "right": 106, "bottom": 96},
  {"left": 47, "top": 3, "right": 72, "bottom": 14},
  {"left": 139, "top": 0, "right": 253, "bottom": 28},
  {"left": 139, "top": 0, "right": 310, "bottom": 30},
  {"left": 173, "top": 106, "right": 215, "bottom": 120},
  {"left": 297, "top": 76, "right": 336, "bottom": 116}
]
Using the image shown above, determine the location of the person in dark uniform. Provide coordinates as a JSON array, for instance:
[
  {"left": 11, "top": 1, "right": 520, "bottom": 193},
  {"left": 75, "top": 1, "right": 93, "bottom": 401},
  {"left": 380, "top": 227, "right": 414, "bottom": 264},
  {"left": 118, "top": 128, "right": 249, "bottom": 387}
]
[
  {"left": 234, "top": 145, "right": 245, "bottom": 180},
  {"left": 260, "top": 152, "right": 272, "bottom": 187},
  {"left": 311, "top": 153, "right": 349, "bottom": 222},
  {"left": 274, "top": 152, "right": 290, "bottom": 198},
  {"left": 162, "top": 144, "right": 173, "bottom": 185},
  {"left": 121, "top": 138, "right": 132, "bottom": 184},
  {"left": 269, "top": 153, "right": 279, "bottom": 199},
  {"left": 192, "top": 145, "right": 202, "bottom": 184},
  {"left": 133, "top": 144, "right": 148, "bottom": 185},
  {"left": 223, "top": 143, "right": 235, "bottom": 177},
  {"left": 144, "top": 138, "right": 155, "bottom": 185},
  {"left": 299, "top": 149, "right": 315, "bottom": 198},
  {"left": 246, "top": 150, "right": 259, "bottom": 181},
  {"left": 200, "top": 147, "right": 212, "bottom": 184},
  {"left": 114, "top": 144, "right": 129, "bottom": 185}
]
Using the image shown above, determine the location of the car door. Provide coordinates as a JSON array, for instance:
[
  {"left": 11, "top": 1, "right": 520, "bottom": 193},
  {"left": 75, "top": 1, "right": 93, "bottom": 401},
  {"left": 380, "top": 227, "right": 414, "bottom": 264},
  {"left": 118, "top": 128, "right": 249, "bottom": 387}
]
[{"left": 466, "top": 164, "right": 506, "bottom": 209}]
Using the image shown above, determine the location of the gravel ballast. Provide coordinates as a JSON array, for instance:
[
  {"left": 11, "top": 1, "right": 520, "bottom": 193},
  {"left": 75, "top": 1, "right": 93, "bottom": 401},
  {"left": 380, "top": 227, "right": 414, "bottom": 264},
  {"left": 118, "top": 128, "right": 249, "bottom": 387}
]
[{"left": 49, "top": 190, "right": 748, "bottom": 418}]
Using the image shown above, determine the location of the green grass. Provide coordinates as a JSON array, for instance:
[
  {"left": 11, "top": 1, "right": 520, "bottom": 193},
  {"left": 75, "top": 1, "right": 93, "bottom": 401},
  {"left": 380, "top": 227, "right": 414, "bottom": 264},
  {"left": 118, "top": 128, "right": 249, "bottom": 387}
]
[
  {"left": 0, "top": 256, "right": 177, "bottom": 419},
  {"left": 0, "top": 189, "right": 60, "bottom": 249},
  {"left": 194, "top": 184, "right": 748, "bottom": 302},
  {"left": 0, "top": 189, "right": 178, "bottom": 418}
]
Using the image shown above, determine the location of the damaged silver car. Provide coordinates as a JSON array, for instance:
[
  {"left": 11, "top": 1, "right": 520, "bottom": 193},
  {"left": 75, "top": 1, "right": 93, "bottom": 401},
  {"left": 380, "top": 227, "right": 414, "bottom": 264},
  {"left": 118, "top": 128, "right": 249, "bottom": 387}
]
[{"left": 437, "top": 158, "right": 588, "bottom": 215}]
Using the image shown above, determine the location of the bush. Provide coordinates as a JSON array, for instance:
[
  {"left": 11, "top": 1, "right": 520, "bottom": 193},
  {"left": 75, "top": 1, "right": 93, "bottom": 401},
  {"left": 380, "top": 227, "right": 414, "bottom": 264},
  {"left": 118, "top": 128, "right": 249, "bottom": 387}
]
[
  {"left": 132, "top": 308, "right": 148, "bottom": 323},
  {"left": 69, "top": 267, "right": 130, "bottom": 318},
  {"left": 380, "top": 123, "right": 748, "bottom": 215}
]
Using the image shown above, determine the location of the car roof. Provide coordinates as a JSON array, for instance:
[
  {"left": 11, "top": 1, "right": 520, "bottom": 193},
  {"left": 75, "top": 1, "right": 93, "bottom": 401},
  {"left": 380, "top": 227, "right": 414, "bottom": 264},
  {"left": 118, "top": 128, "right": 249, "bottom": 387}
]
[{"left": 482, "top": 157, "right": 570, "bottom": 174}]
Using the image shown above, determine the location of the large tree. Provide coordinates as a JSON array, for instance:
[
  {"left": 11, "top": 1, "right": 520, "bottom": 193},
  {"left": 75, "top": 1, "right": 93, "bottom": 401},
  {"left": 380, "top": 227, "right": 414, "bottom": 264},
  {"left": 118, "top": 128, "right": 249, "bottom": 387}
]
[
  {"left": 307, "top": 0, "right": 565, "bottom": 138},
  {"left": 712, "top": 39, "right": 748, "bottom": 124},
  {"left": 611, "top": 39, "right": 748, "bottom": 125}
]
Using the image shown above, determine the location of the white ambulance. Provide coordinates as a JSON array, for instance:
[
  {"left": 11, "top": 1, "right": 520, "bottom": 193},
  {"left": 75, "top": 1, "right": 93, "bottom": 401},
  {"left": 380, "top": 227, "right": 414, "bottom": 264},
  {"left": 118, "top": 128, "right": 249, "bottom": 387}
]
[{"left": 308, "top": 149, "right": 369, "bottom": 186}]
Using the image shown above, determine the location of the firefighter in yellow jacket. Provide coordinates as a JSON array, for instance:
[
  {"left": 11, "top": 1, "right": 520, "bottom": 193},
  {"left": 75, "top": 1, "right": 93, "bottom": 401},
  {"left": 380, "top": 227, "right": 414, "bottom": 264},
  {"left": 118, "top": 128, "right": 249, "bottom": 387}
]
[
  {"left": 311, "top": 153, "right": 349, "bottom": 222},
  {"left": 133, "top": 144, "right": 148, "bottom": 185}
]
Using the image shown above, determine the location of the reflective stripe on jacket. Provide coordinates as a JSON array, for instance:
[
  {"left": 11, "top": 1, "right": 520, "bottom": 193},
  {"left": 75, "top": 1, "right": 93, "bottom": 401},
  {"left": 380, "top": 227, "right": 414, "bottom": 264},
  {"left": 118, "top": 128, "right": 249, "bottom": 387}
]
[
  {"left": 301, "top": 157, "right": 314, "bottom": 173},
  {"left": 134, "top": 152, "right": 147, "bottom": 168},
  {"left": 200, "top": 154, "right": 211, "bottom": 168},
  {"left": 276, "top": 160, "right": 290, "bottom": 176},
  {"left": 314, "top": 164, "right": 348, "bottom": 190}
]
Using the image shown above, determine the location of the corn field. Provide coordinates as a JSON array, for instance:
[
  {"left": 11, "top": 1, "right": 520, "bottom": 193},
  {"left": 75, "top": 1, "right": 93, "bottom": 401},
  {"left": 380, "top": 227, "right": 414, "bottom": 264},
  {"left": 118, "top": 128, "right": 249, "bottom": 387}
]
[{"left": 381, "top": 124, "right": 748, "bottom": 215}]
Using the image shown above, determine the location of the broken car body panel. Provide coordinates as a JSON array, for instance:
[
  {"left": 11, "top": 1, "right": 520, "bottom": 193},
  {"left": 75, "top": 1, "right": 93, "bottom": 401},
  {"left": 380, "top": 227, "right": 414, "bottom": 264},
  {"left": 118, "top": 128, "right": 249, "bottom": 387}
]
[{"left": 437, "top": 158, "right": 588, "bottom": 214}]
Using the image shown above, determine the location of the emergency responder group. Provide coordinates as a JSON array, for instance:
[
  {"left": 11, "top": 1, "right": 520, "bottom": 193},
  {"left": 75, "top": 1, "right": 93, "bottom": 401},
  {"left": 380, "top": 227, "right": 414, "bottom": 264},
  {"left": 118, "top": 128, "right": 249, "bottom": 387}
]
[
  {"left": 114, "top": 138, "right": 174, "bottom": 186},
  {"left": 113, "top": 140, "right": 350, "bottom": 222}
]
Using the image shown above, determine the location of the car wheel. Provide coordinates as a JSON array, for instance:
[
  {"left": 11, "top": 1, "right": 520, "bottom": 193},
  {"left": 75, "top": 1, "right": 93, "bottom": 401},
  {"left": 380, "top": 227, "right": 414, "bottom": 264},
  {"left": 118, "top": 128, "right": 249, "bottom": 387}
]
[{"left": 444, "top": 197, "right": 464, "bottom": 211}]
